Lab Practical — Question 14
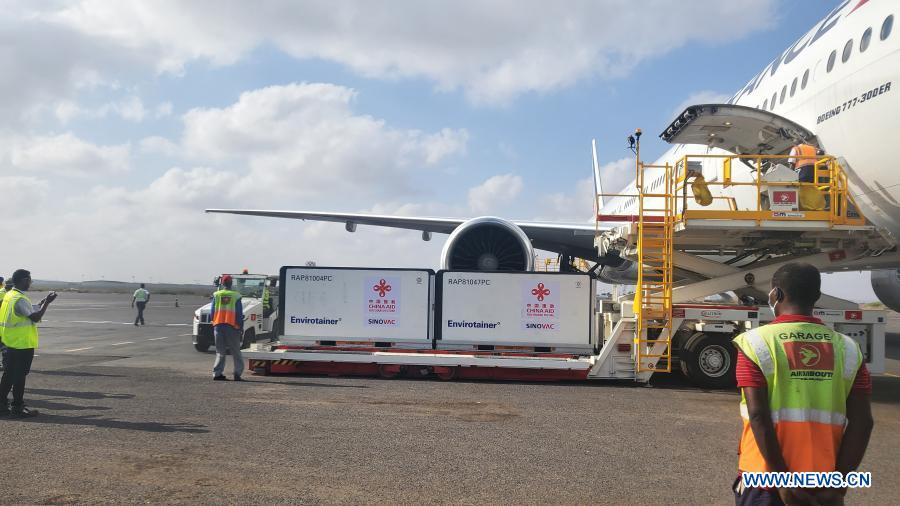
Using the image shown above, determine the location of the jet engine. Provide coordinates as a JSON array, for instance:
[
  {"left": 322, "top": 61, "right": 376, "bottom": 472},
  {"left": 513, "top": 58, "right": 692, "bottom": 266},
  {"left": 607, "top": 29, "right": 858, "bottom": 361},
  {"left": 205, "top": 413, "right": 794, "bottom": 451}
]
[
  {"left": 870, "top": 269, "right": 900, "bottom": 312},
  {"left": 595, "top": 253, "right": 640, "bottom": 285},
  {"left": 440, "top": 217, "right": 534, "bottom": 271}
]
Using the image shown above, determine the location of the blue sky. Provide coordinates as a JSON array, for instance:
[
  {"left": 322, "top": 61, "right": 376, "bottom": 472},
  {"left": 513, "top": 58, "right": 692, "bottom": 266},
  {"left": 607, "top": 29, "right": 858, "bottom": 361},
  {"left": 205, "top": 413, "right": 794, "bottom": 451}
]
[{"left": 0, "top": 0, "right": 877, "bottom": 300}]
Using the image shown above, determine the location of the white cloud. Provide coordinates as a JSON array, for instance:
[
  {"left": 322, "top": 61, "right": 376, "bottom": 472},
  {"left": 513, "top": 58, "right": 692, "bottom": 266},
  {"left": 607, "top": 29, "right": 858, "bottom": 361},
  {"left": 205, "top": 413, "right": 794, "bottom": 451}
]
[
  {"left": 139, "top": 135, "right": 179, "bottom": 156},
  {"left": 180, "top": 82, "right": 468, "bottom": 199},
  {"left": 468, "top": 173, "right": 524, "bottom": 214},
  {"left": 106, "top": 95, "right": 146, "bottom": 121},
  {"left": 3, "top": 133, "right": 130, "bottom": 177},
  {"left": 537, "top": 177, "right": 596, "bottom": 222},
  {"left": 154, "top": 101, "right": 173, "bottom": 118},
  {"left": 49, "top": 95, "right": 148, "bottom": 124},
  {"left": 532, "top": 158, "right": 634, "bottom": 221},
  {"left": 597, "top": 157, "right": 635, "bottom": 196},
  {"left": 0, "top": 176, "right": 49, "bottom": 208},
  {"left": 32, "top": 0, "right": 777, "bottom": 105},
  {"left": 54, "top": 101, "right": 84, "bottom": 123},
  {"left": 0, "top": 83, "right": 468, "bottom": 282}
]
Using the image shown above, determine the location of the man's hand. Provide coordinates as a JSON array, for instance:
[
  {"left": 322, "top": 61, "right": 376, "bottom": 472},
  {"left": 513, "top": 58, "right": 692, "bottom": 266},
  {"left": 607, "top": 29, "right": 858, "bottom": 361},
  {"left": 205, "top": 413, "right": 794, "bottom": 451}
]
[
  {"left": 777, "top": 487, "right": 819, "bottom": 505},
  {"left": 45, "top": 292, "right": 57, "bottom": 304}
]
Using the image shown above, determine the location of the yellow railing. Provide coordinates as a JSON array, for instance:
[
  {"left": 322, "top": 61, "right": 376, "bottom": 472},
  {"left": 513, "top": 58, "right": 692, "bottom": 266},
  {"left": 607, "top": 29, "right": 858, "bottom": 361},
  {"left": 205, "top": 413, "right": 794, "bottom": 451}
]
[
  {"left": 595, "top": 152, "right": 866, "bottom": 229},
  {"left": 670, "top": 154, "right": 865, "bottom": 227}
]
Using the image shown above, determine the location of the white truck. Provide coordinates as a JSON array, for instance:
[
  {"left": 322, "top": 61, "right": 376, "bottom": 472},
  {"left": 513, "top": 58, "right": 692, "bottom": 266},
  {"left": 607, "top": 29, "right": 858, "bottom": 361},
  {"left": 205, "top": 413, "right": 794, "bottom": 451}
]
[{"left": 192, "top": 273, "right": 280, "bottom": 352}]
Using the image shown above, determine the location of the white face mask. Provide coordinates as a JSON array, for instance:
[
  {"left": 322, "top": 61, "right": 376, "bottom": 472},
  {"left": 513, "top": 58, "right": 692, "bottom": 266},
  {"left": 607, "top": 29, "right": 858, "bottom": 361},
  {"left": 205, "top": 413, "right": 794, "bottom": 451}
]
[{"left": 768, "top": 287, "right": 780, "bottom": 316}]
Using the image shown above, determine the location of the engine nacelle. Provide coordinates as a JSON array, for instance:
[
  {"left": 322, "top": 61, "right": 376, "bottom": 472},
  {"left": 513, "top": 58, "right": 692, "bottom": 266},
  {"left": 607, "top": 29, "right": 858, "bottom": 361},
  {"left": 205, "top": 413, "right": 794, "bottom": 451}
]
[
  {"left": 870, "top": 269, "right": 900, "bottom": 312},
  {"left": 441, "top": 217, "right": 534, "bottom": 271},
  {"left": 596, "top": 253, "right": 639, "bottom": 285}
]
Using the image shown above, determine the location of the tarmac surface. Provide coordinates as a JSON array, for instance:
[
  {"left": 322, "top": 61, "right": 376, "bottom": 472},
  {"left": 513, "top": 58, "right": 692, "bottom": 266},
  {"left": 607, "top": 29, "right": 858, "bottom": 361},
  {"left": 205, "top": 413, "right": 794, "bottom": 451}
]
[{"left": 0, "top": 292, "right": 898, "bottom": 505}]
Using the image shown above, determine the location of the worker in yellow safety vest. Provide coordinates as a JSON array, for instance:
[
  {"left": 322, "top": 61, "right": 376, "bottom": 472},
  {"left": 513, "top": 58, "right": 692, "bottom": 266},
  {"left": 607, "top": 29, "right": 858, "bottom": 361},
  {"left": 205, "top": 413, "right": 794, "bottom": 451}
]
[
  {"left": 0, "top": 276, "right": 5, "bottom": 372},
  {"left": 732, "top": 263, "right": 873, "bottom": 505},
  {"left": 0, "top": 269, "right": 57, "bottom": 418},
  {"left": 210, "top": 274, "right": 245, "bottom": 381},
  {"left": 262, "top": 283, "right": 274, "bottom": 318},
  {"left": 789, "top": 142, "right": 819, "bottom": 183}
]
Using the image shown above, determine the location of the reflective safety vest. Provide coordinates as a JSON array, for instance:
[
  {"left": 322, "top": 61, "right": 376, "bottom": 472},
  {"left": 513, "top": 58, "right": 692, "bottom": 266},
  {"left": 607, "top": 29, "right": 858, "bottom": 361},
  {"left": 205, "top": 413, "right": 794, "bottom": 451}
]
[
  {"left": 262, "top": 286, "right": 271, "bottom": 309},
  {"left": 733, "top": 322, "right": 862, "bottom": 472},
  {"left": 791, "top": 143, "right": 818, "bottom": 168},
  {"left": 0, "top": 289, "right": 39, "bottom": 349},
  {"left": 211, "top": 289, "right": 241, "bottom": 329}
]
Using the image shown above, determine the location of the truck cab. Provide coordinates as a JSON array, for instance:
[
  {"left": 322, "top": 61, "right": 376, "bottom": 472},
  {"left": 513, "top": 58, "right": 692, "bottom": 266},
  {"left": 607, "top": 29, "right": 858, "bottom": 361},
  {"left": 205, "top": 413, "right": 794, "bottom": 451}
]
[{"left": 192, "top": 274, "right": 280, "bottom": 352}]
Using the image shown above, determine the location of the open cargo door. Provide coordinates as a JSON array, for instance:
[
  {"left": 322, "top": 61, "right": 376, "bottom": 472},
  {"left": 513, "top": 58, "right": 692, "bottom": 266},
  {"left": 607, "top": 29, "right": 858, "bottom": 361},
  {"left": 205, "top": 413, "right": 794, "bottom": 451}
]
[{"left": 659, "top": 104, "right": 818, "bottom": 154}]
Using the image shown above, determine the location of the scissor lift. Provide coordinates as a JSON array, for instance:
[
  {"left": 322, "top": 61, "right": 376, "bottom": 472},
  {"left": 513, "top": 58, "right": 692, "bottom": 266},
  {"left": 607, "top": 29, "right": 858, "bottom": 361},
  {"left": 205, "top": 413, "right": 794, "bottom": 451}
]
[{"left": 593, "top": 119, "right": 889, "bottom": 383}]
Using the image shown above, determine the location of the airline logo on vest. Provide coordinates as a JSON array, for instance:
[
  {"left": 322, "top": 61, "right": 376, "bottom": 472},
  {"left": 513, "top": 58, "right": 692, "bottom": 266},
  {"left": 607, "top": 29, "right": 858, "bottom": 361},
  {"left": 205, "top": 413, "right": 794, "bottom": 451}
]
[{"left": 784, "top": 341, "right": 835, "bottom": 379}]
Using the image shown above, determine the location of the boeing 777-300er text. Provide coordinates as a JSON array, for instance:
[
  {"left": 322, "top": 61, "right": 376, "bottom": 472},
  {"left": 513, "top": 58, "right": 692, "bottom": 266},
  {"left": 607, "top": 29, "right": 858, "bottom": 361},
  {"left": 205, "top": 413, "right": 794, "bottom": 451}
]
[{"left": 209, "top": 1, "right": 900, "bottom": 310}]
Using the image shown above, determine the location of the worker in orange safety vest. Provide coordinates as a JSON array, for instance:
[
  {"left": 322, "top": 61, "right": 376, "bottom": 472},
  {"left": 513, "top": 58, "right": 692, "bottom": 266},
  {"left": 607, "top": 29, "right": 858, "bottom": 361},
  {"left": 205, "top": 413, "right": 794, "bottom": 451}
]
[{"left": 732, "top": 263, "right": 873, "bottom": 505}]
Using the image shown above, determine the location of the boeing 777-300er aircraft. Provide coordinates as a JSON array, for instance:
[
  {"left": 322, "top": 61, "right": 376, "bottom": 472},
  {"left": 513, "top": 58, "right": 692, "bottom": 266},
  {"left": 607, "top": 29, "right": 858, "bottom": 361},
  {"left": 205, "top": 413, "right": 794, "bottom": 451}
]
[{"left": 209, "top": 0, "right": 900, "bottom": 310}]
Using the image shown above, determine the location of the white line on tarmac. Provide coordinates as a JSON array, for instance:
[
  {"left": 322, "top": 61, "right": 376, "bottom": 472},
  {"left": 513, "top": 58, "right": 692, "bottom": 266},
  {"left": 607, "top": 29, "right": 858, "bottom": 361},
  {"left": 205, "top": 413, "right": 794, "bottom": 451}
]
[
  {"left": 111, "top": 341, "right": 134, "bottom": 346},
  {"left": 165, "top": 323, "right": 190, "bottom": 327},
  {"left": 147, "top": 336, "right": 169, "bottom": 341},
  {"left": 179, "top": 333, "right": 193, "bottom": 336},
  {"left": 64, "top": 347, "right": 94, "bottom": 352}
]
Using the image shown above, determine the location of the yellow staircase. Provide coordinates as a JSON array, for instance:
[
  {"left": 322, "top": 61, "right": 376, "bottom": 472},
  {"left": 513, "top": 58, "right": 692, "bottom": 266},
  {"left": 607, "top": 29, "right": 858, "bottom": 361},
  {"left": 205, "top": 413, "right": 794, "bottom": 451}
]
[{"left": 634, "top": 162, "right": 675, "bottom": 373}]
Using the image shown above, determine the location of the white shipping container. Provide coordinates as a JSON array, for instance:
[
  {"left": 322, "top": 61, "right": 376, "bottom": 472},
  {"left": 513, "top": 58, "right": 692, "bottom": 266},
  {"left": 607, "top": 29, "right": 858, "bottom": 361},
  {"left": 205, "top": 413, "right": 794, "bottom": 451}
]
[
  {"left": 436, "top": 271, "right": 594, "bottom": 353},
  {"left": 279, "top": 266, "right": 433, "bottom": 347}
]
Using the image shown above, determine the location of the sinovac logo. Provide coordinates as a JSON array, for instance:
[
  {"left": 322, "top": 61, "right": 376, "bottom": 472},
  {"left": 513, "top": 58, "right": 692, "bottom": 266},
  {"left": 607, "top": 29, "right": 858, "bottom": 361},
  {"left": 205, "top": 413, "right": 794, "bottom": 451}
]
[
  {"left": 368, "top": 318, "right": 397, "bottom": 326},
  {"left": 524, "top": 322, "right": 556, "bottom": 330}
]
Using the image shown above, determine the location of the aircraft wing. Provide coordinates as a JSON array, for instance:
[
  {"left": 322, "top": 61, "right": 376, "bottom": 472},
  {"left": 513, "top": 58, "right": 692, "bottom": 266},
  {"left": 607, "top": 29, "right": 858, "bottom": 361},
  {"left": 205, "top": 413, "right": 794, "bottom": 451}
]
[{"left": 205, "top": 209, "right": 602, "bottom": 259}]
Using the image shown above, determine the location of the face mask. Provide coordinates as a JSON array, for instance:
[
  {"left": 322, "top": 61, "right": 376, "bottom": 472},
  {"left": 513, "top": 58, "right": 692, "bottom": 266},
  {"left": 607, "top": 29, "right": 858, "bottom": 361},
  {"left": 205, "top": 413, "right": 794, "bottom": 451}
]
[{"left": 768, "top": 287, "right": 780, "bottom": 316}]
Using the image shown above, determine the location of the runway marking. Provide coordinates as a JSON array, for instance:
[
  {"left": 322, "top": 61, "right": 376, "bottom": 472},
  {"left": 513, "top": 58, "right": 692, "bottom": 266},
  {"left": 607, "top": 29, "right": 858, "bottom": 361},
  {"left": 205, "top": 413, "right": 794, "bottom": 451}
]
[
  {"left": 885, "top": 372, "right": 900, "bottom": 378},
  {"left": 64, "top": 347, "right": 94, "bottom": 352},
  {"left": 111, "top": 341, "right": 134, "bottom": 346},
  {"left": 147, "top": 336, "right": 169, "bottom": 341},
  {"left": 179, "top": 333, "right": 193, "bottom": 336},
  {"left": 165, "top": 323, "right": 190, "bottom": 327}
]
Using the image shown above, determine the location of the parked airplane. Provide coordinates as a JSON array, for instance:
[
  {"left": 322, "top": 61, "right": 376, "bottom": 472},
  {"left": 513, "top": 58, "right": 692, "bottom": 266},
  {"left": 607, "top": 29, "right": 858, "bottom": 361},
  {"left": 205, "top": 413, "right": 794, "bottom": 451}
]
[{"left": 209, "top": 1, "right": 900, "bottom": 309}]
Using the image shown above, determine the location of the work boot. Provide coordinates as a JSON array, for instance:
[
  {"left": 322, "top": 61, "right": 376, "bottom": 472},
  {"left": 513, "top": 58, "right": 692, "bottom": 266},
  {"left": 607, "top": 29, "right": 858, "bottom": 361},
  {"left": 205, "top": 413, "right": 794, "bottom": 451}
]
[
  {"left": 10, "top": 406, "right": 38, "bottom": 418},
  {"left": 233, "top": 375, "right": 243, "bottom": 382},
  {"left": 0, "top": 402, "right": 9, "bottom": 417},
  {"left": 213, "top": 375, "right": 229, "bottom": 381}
]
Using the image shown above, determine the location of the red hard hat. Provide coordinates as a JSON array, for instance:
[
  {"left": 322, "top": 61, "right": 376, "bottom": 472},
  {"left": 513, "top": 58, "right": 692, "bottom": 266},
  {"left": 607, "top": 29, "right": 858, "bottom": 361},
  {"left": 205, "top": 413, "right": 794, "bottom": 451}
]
[{"left": 221, "top": 274, "right": 233, "bottom": 284}]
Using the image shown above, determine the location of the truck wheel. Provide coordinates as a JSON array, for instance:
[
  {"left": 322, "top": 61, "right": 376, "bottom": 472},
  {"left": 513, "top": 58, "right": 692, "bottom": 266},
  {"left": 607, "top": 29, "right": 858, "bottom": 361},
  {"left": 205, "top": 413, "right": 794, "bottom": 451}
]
[
  {"left": 194, "top": 341, "right": 210, "bottom": 352},
  {"left": 242, "top": 328, "right": 255, "bottom": 350},
  {"left": 679, "top": 332, "right": 736, "bottom": 389}
]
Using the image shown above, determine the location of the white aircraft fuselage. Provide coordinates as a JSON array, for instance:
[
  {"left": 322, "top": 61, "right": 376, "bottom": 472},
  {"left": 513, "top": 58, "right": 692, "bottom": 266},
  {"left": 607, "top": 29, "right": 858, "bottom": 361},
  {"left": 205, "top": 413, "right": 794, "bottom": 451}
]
[{"left": 603, "top": 0, "right": 900, "bottom": 245}]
